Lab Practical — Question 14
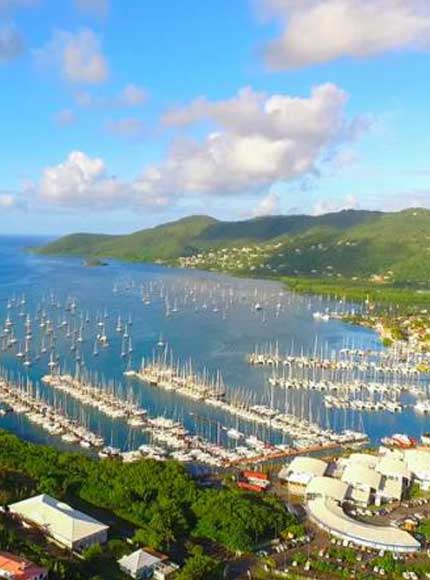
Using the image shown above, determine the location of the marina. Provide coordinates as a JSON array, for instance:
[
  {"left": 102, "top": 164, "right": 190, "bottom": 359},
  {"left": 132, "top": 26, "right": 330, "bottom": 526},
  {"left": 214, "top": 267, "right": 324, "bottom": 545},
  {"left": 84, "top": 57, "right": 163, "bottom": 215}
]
[{"left": 0, "top": 237, "right": 430, "bottom": 465}]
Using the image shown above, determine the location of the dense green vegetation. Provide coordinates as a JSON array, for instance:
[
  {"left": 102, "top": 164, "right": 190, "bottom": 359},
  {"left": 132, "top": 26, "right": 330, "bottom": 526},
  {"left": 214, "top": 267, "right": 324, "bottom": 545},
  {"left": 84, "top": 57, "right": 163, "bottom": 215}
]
[
  {"left": 36, "top": 209, "right": 379, "bottom": 263},
  {"left": 192, "top": 489, "right": 292, "bottom": 553},
  {"left": 176, "top": 546, "right": 221, "bottom": 580},
  {"left": 37, "top": 215, "right": 218, "bottom": 262},
  {"left": 283, "top": 277, "right": 430, "bottom": 310},
  {"left": 0, "top": 430, "right": 294, "bottom": 579},
  {"left": 36, "top": 208, "right": 430, "bottom": 300}
]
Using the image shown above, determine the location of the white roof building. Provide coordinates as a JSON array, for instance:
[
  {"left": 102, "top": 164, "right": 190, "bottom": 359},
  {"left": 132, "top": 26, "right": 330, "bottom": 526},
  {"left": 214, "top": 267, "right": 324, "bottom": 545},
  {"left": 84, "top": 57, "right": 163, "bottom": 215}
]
[
  {"left": 348, "top": 453, "right": 379, "bottom": 469},
  {"left": 342, "top": 464, "right": 382, "bottom": 491},
  {"left": 9, "top": 494, "right": 109, "bottom": 551},
  {"left": 279, "top": 457, "right": 327, "bottom": 487},
  {"left": 118, "top": 549, "right": 166, "bottom": 579},
  {"left": 377, "top": 457, "right": 411, "bottom": 482},
  {"left": 378, "top": 478, "right": 403, "bottom": 503},
  {"left": 403, "top": 449, "right": 430, "bottom": 489},
  {"left": 305, "top": 476, "right": 348, "bottom": 504},
  {"left": 308, "top": 498, "right": 421, "bottom": 553}
]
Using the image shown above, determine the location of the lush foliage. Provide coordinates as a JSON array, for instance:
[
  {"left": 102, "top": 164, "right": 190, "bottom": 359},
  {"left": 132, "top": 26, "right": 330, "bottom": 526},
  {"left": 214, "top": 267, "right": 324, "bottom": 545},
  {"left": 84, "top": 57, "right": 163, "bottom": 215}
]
[
  {"left": 0, "top": 430, "right": 196, "bottom": 550},
  {"left": 192, "top": 489, "right": 292, "bottom": 553},
  {"left": 176, "top": 546, "right": 221, "bottom": 580},
  {"left": 0, "top": 517, "right": 123, "bottom": 580},
  {"left": 37, "top": 209, "right": 378, "bottom": 264},
  {"left": 37, "top": 208, "right": 430, "bottom": 297},
  {"left": 0, "top": 430, "right": 292, "bottom": 559}
]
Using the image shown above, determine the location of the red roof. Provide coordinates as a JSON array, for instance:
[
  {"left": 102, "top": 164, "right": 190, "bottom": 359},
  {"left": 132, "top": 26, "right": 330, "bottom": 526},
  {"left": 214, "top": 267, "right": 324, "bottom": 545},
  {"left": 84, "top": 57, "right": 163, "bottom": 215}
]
[
  {"left": 242, "top": 470, "right": 270, "bottom": 481},
  {"left": 0, "top": 552, "right": 47, "bottom": 580},
  {"left": 237, "top": 481, "right": 265, "bottom": 492}
]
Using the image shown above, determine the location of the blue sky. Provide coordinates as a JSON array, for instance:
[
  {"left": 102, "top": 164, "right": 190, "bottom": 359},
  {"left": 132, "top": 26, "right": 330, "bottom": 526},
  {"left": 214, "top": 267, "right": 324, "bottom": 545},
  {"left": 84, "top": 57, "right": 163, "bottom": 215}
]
[{"left": 1, "top": 0, "right": 430, "bottom": 234}]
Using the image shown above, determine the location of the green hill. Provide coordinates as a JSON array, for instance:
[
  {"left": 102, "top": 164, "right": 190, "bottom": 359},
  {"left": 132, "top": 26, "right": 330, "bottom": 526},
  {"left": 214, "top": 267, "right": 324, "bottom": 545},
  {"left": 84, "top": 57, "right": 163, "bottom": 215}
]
[
  {"left": 35, "top": 208, "right": 430, "bottom": 288},
  {"left": 37, "top": 210, "right": 380, "bottom": 260}
]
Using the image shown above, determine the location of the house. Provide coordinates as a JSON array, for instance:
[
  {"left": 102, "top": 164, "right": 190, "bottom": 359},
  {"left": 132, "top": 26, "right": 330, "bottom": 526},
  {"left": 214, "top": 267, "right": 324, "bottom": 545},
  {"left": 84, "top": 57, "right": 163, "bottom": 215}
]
[
  {"left": 118, "top": 548, "right": 168, "bottom": 579},
  {"left": 0, "top": 551, "right": 48, "bottom": 580},
  {"left": 9, "top": 494, "right": 109, "bottom": 551}
]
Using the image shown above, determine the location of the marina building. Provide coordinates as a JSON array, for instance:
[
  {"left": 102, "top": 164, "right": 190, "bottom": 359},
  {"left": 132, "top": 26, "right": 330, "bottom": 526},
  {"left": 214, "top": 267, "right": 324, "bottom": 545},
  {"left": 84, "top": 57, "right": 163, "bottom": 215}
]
[
  {"left": 0, "top": 552, "right": 48, "bottom": 580},
  {"left": 402, "top": 449, "right": 430, "bottom": 490},
  {"left": 339, "top": 452, "right": 409, "bottom": 506},
  {"left": 9, "top": 494, "right": 109, "bottom": 552},
  {"left": 278, "top": 457, "right": 327, "bottom": 491},
  {"left": 341, "top": 464, "right": 382, "bottom": 506},
  {"left": 346, "top": 452, "right": 379, "bottom": 470},
  {"left": 307, "top": 498, "right": 421, "bottom": 553},
  {"left": 377, "top": 456, "right": 411, "bottom": 484},
  {"left": 305, "top": 476, "right": 348, "bottom": 504}
]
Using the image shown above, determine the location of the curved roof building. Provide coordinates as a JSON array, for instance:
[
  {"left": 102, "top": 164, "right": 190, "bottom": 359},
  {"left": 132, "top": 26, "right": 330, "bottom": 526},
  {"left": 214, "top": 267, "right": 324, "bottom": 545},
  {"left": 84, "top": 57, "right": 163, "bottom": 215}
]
[{"left": 308, "top": 498, "right": 420, "bottom": 553}]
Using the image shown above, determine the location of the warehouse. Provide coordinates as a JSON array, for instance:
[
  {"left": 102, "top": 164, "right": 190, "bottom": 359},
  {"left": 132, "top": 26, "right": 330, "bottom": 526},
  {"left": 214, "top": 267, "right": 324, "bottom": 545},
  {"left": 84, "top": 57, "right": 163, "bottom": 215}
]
[{"left": 9, "top": 494, "right": 109, "bottom": 551}]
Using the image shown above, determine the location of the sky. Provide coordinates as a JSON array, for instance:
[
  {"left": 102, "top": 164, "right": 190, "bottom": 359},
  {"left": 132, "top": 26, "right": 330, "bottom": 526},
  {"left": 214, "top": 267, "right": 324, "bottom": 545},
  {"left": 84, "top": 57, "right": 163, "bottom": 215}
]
[{"left": 1, "top": 0, "right": 430, "bottom": 234}]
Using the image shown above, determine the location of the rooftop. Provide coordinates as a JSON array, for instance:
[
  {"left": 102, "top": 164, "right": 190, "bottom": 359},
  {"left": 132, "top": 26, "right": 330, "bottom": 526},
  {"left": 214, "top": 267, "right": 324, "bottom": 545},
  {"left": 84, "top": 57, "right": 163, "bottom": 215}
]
[
  {"left": 0, "top": 551, "right": 47, "bottom": 580},
  {"left": 308, "top": 498, "right": 421, "bottom": 552},
  {"left": 306, "top": 476, "right": 348, "bottom": 503},
  {"left": 119, "top": 548, "right": 167, "bottom": 575},
  {"left": 9, "top": 494, "right": 109, "bottom": 544}
]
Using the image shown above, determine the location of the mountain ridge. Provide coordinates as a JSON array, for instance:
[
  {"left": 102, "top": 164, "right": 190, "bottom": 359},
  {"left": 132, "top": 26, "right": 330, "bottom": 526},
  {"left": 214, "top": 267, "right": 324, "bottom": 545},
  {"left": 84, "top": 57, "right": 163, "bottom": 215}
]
[{"left": 35, "top": 208, "right": 430, "bottom": 287}]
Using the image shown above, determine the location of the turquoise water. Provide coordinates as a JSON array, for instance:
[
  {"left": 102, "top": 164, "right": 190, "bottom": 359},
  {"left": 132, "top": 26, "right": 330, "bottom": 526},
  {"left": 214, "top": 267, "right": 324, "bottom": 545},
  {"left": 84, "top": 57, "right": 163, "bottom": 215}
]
[{"left": 0, "top": 236, "right": 428, "bottom": 452}]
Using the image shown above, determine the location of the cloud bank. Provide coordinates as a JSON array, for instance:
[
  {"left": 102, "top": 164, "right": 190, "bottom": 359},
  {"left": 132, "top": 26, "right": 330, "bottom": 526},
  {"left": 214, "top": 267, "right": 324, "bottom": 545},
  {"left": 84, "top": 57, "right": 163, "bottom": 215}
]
[
  {"left": 31, "top": 85, "right": 368, "bottom": 214},
  {"left": 263, "top": 0, "right": 430, "bottom": 69},
  {"left": 145, "top": 83, "right": 364, "bottom": 197}
]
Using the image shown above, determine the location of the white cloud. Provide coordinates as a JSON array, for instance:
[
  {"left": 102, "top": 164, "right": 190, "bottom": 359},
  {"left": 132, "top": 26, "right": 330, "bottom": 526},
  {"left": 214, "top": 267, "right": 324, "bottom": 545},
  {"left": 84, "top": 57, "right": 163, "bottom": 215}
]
[
  {"left": 39, "top": 151, "right": 123, "bottom": 208},
  {"left": 313, "top": 194, "right": 359, "bottom": 215},
  {"left": 37, "top": 151, "right": 170, "bottom": 211},
  {"left": 262, "top": 0, "right": 430, "bottom": 69},
  {"left": 252, "top": 191, "right": 281, "bottom": 217},
  {"left": 36, "top": 28, "right": 109, "bottom": 84},
  {"left": 119, "top": 84, "right": 147, "bottom": 107},
  {"left": 53, "top": 108, "right": 76, "bottom": 127},
  {"left": 143, "top": 83, "right": 364, "bottom": 197},
  {"left": 0, "top": 23, "right": 23, "bottom": 62},
  {"left": 74, "top": 0, "right": 109, "bottom": 17},
  {"left": 105, "top": 117, "right": 145, "bottom": 139}
]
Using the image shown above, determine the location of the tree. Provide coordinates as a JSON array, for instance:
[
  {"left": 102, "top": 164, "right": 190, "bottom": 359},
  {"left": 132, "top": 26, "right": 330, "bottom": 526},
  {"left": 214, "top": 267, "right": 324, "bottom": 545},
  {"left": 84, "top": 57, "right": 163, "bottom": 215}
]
[
  {"left": 176, "top": 547, "right": 220, "bottom": 580},
  {"left": 192, "top": 489, "right": 292, "bottom": 552},
  {"left": 82, "top": 543, "right": 103, "bottom": 561}
]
